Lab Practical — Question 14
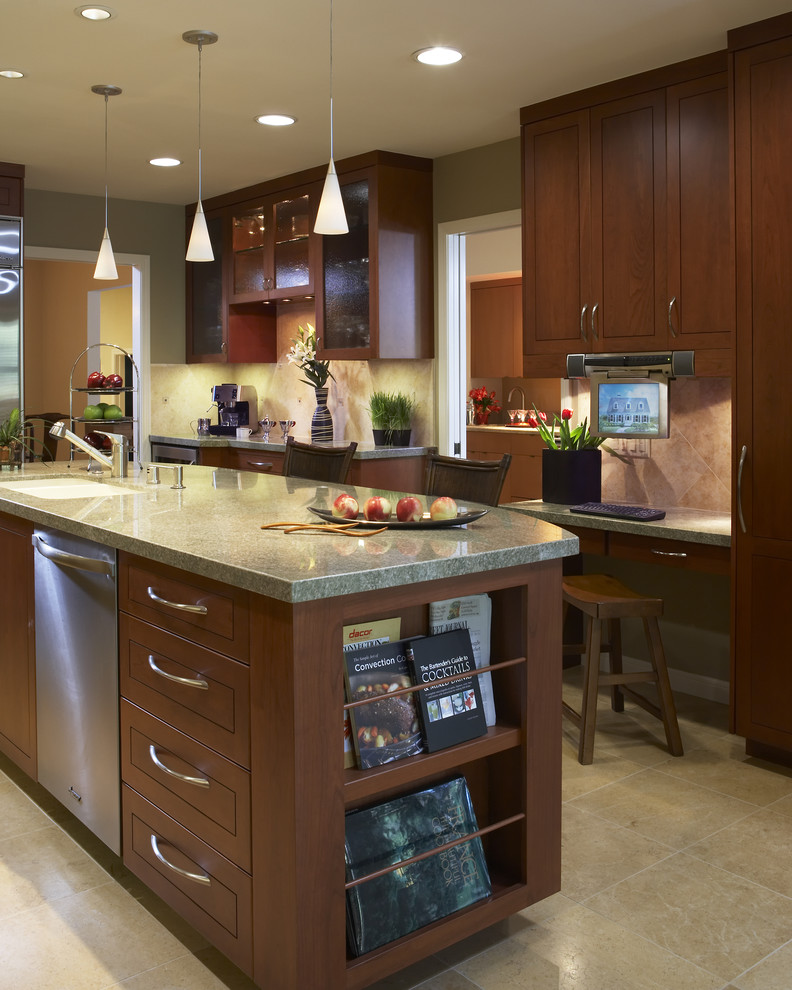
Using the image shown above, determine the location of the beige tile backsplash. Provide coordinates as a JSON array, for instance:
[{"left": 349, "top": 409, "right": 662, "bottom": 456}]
[{"left": 149, "top": 302, "right": 434, "bottom": 446}]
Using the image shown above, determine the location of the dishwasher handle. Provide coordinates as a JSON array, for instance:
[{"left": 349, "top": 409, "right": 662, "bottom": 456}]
[{"left": 32, "top": 534, "right": 115, "bottom": 577}]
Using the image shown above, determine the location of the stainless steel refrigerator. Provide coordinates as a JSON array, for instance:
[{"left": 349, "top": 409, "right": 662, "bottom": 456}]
[{"left": 0, "top": 215, "right": 22, "bottom": 420}]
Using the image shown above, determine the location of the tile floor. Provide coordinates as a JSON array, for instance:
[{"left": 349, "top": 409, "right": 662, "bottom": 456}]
[{"left": 3, "top": 672, "right": 792, "bottom": 990}]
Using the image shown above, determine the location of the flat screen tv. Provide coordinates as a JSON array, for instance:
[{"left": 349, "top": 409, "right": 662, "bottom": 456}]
[{"left": 590, "top": 374, "right": 669, "bottom": 439}]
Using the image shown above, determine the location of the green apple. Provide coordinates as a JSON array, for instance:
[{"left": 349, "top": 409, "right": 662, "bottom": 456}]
[
  {"left": 83, "top": 404, "right": 104, "bottom": 420},
  {"left": 103, "top": 404, "right": 124, "bottom": 420}
]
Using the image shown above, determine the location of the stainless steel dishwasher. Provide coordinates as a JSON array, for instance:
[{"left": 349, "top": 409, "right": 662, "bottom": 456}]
[{"left": 33, "top": 526, "right": 120, "bottom": 853}]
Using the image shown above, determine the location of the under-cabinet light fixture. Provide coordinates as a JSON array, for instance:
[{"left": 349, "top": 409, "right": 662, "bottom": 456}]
[
  {"left": 91, "top": 84, "right": 121, "bottom": 280},
  {"left": 314, "top": 0, "right": 348, "bottom": 235},
  {"left": 183, "top": 29, "right": 218, "bottom": 262}
]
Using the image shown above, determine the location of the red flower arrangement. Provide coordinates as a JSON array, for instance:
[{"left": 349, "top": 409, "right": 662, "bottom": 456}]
[{"left": 469, "top": 387, "right": 501, "bottom": 425}]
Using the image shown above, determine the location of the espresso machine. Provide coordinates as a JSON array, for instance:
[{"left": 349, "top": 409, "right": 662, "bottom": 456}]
[{"left": 208, "top": 384, "right": 251, "bottom": 435}]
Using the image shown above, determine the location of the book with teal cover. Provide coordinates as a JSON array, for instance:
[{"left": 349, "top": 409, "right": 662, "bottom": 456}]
[{"left": 344, "top": 775, "right": 491, "bottom": 956}]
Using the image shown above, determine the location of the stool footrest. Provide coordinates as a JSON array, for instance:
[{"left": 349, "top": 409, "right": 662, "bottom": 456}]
[{"left": 599, "top": 670, "right": 656, "bottom": 687}]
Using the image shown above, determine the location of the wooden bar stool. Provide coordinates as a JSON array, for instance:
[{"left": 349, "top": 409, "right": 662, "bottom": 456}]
[{"left": 562, "top": 573, "right": 684, "bottom": 765}]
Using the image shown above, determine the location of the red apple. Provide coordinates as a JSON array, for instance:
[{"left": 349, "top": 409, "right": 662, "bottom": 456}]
[
  {"left": 396, "top": 496, "right": 424, "bottom": 522},
  {"left": 363, "top": 495, "right": 392, "bottom": 521},
  {"left": 430, "top": 496, "right": 458, "bottom": 521},
  {"left": 331, "top": 493, "right": 359, "bottom": 519},
  {"left": 87, "top": 371, "right": 106, "bottom": 389},
  {"left": 104, "top": 373, "right": 123, "bottom": 388},
  {"left": 84, "top": 430, "right": 111, "bottom": 451}
]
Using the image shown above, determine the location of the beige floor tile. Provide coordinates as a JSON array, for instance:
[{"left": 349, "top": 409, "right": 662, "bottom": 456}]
[
  {"left": 561, "top": 739, "right": 645, "bottom": 801},
  {"left": 0, "top": 778, "right": 54, "bottom": 841},
  {"left": 561, "top": 804, "right": 674, "bottom": 901},
  {"left": 569, "top": 767, "right": 757, "bottom": 849},
  {"left": 0, "top": 882, "right": 187, "bottom": 989},
  {"left": 687, "top": 807, "right": 792, "bottom": 898},
  {"left": 0, "top": 823, "right": 111, "bottom": 919},
  {"left": 733, "top": 940, "right": 792, "bottom": 990},
  {"left": 585, "top": 852, "right": 792, "bottom": 983},
  {"left": 457, "top": 902, "right": 722, "bottom": 990},
  {"left": 109, "top": 952, "right": 258, "bottom": 989},
  {"left": 767, "top": 792, "right": 792, "bottom": 819},
  {"left": 654, "top": 748, "right": 792, "bottom": 806}
]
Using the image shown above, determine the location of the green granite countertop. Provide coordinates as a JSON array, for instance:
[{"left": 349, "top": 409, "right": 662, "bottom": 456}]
[
  {"left": 0, "top": 464, "right": 578, "bottom": 603},
  {"left": 508, "top": 499, "right": 731, "bottom": 547},
  {"left": 150, "top": 433, "right": 431, "bottom": 460}
]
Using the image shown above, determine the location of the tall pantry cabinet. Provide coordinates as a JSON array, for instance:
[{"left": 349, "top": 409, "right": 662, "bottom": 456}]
[{"left": 731, "top": 12, "right": 792, "bottom": 760}]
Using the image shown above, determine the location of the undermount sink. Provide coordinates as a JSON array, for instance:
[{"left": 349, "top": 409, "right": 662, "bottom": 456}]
[{"left": 0, "top": 477, "right": 136, "bottom": 500}]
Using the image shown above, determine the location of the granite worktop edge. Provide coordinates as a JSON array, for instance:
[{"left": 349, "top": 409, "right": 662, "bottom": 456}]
[{"left": 150, "top": 434, "right": 432, "bottom": 460}]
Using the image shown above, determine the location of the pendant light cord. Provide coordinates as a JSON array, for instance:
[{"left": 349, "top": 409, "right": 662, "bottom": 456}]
[
  {"left": 103, "top": 93, "right": 109, "bottom": 228},
  {"left": 328, "top": 0, "right": 335, "bottom": 161},
  {"left": 197, "top": 40, "right": 204, "bottom": 201}
]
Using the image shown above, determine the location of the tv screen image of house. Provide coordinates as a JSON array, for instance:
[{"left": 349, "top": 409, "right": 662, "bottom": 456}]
[{"left": 591, "top": 376, "right": 669, "bottom": 439}]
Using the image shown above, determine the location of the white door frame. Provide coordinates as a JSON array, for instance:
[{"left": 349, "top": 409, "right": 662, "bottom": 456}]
[
  {"left": 436, "top": 209, "right": 521, "bottom": 456},
  {"left": 24, "top": 246, "right": 151, "bottom": 464}
]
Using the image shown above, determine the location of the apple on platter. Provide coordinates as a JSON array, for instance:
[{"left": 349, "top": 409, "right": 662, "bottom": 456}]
[
  {"left": 332, "top": 493, "right": 359, "bottom": 519},
  {"left": 363, "top": 495, "right": 391, "bottom": 521},
  {"left": 87, "top": 371, "right": 106, "bottom": 389},
  {"left": 396, "top": 496, "right": 424, "bottom": 523},
  {"left": 429, "top": 496, "right": 458, "bottom": 521},
  {"left": 104, "top": 373, "right": 123, "bottom": 388}
]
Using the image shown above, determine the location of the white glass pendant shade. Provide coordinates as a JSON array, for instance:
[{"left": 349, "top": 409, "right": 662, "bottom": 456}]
[
  {"left": 186, "top": 201, "right": 214, "bottom": 262},
  {"left": 94, "top": 227, "right": 118, "bottom": 279},
  {"left": 314, "top": 161, "right": 348, "bottom": 235}
]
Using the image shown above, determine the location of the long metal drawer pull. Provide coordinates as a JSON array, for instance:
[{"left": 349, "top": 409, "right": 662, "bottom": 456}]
[
  {"left": 737, "top": 444, "right": 747, "bottom": 534},
  {"left": 579, "top": 304, "right": 588, "bottom": 341},
  {"left": 650, "top": 549, "right": 687, "bottom": 558},
  {"left": 590, "top": 302, "right": 599, "bottom": 341},
  {"left": 33, "top": 535, "right": 115, "bottom": 577},
  {"left": 149, "top": 745, "right": 210, "bottom": 788},
  {"left": 146, "top": 586, "right": 208, "bottom": 615},
  {"left": 148, "top": 654, "right": 209, "bottom": 690},
  {"left": 668, "top": 297, "right": 678, "bottom": 337},
  {"left": 150, "top": 834, "right": 211, "bottom": 886}
]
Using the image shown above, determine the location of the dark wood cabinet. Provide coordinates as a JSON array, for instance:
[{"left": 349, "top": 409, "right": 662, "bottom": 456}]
[
  {"left": 315, "top": 153, "right": 434, "bottom": 361},
  {"left": 470, "top": 276, "right": 522, "bottom": 378},
  {"left": 466, "top": 429, "right": 543, "bottom": 503},
  {"left": 0, "top": 162, "right": 24, "bottom": 217},
  {"left": 731, "top": 14, "right": 792, "bottom": 760},
  {"left": 521, "top": 53, "right": 732, "bottom": 377},
  {"left": 0, "top": 513, "right": 36, "bottom": 778}
]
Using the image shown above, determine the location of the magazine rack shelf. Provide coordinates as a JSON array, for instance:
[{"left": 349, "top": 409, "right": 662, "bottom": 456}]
[{"left": 249, "top": 561, "right": 562, "bottom": 990}]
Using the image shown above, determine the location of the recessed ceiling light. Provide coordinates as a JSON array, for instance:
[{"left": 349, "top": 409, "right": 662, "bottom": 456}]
[
  {"left": 75, "top": 5, "right": 116, "bottom": 20},
  {"left": 255, "top": 114, "right": 296, "bottom": 127},
  {"left": 0, "top": 69, "right": 25, "bottom": 79},
  {"left": 149, "top": 157, "right": 182, "bottom": 167},
  {"left": 412, "top": 46, "right": 463, "bottom": 66}
]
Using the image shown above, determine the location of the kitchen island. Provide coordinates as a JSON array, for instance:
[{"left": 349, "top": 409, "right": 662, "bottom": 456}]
[{"left": 0, "top": 464, "right": 576, "bottom": 990}]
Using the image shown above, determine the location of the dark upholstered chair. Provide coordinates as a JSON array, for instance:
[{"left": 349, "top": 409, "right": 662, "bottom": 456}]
[
  {"left": 24, "top": 412, "right": 70, "bottom": 462},
  {"left": 423, "top": 451, "right": 511, "bottom": 506},
  {"left": 282, "top": 437, "right": 357, "bottom": 484}
]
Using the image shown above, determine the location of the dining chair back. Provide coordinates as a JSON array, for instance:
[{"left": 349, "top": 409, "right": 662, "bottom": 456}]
[
  {"left": 423, "top": 451, "right": 511, "bottom": 506},
  {"left": 282, "top": 437, "right": 358, "bottom": 484}
]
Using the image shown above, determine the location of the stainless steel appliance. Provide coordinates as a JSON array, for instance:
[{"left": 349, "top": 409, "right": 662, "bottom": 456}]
[
  {"left": 0, "top": 216, "right": 22, "bottom": 421},
  {"left": 209, "top": 382, "right": 250, "bottom": 435},
  {"left": 33, "top": 526, "right": 120, "bottom": 853}
]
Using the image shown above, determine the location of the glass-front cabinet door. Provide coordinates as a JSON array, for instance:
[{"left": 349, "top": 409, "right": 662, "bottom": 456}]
[
  {"left": 229, "top": 190, "right": 315, "bottom": 304},
  {"left": 317, "top": 178, "right": 373, "bottom": 358},
  {"left": 187, "top": 211, "right": 226, "bottom": 361}
]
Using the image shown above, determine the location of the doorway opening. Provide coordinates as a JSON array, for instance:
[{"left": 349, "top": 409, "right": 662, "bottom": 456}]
[
  {"left": 436, "top": 210, "right": 521, "bottom": 456},
  {"left": 23, "top": 246, "right": 150, "bottom": 463}
]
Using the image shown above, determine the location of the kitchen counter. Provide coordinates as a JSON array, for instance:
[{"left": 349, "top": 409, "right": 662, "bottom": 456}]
[
  {"left": 508, "top": 499, "right": 731, "bottom": 547},
  {"left": 0, "top": 463, "right": 577, "bottom": 603},
  {"left": 150, "top": 432, "right": 432, "bottom": 460}
]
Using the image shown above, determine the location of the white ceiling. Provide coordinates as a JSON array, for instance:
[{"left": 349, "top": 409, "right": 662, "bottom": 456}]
[{"left": 5, "top": 0, "right": 791, "bottom": 206}]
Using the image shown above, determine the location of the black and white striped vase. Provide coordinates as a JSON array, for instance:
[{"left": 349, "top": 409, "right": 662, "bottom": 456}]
[{"left": 311, "top": 387, "right": 333, "bottom": 443}]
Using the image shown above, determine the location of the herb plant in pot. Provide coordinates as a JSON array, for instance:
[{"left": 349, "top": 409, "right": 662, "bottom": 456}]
[
  {"left": 367, "top": 391, "right": 415, "bottom": 447},
  {"left": 530, "top": 406, "right": 604, "bottom": 504},
  {"left": 0, "top": 408, "right": 37, "bottom": 469}
]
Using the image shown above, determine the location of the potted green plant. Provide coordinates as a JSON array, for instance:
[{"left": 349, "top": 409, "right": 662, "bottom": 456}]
[
  {"left": 0, "top": 408, "right": 37, "bottom": 469},
  {"left": 367, "top": 391, "right": 416, "bottom": 447}
]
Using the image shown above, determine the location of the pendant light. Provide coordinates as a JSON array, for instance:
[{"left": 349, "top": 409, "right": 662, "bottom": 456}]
[
  {"left": 314, "top": 0, "right": 348, "bottom": 234},
  {"left": 91, "top": 84, "right": 121, "bottom": 280},
  {"left": 183, "top": 30, "right": 218, "bottom": 262}
]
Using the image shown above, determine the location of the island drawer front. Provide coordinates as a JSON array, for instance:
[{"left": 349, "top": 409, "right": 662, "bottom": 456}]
[
  {"left": 123, "top": 785, "right": 252, "bottom": 975},
  {"left": 608, "top": 532, "right": 731, "bottom": 575},
  {"left": 121, "top": 700, "right": 251, "bottom": 871},
  {"left": 120, "top": 614, "right": 250, "bottom": 767},
  {"left": 118, "top": 552, "right": 251, "bottom": 661}
]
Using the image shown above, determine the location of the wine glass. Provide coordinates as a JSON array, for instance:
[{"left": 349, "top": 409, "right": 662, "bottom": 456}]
[
  {"left": 258, "top": 417, "right": 274, "bottom": 441},
  {"left": 279, "top": 419, "right": 296, "bottom": 439}
]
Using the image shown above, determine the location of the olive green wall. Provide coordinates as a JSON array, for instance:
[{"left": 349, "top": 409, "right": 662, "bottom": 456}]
[
  {"left": 433, "top": 137, "right": 521, "bottom": 223},
  {"left": 23, "top": 189, "right": 185, "bottom": 364}
]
